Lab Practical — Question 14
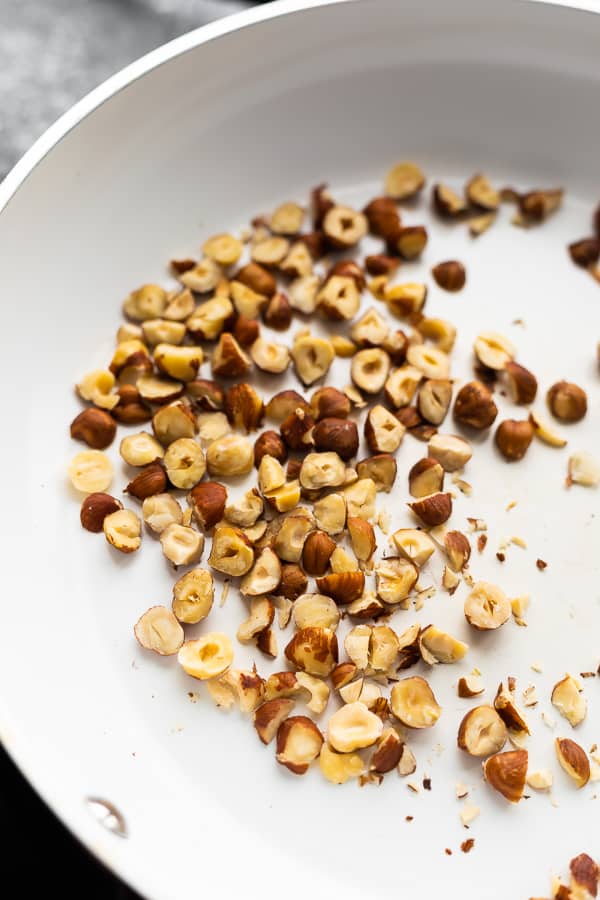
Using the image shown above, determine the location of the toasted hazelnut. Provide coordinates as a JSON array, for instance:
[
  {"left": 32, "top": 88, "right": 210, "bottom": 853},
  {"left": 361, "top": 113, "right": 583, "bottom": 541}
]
[
  {"left": 117, "top": 322, "right": 143, "bottom": 342},
  {"left": 327, "top": 701, "right": 383, "bottom": 753},
  {"left": 316, "top": 275, "right": 360, "bottom": 321},
  {"left": 492, "top": 683, "right": 530, "bottom": 734},
  {"left": 547, "top": 381, "right": 587, "bottom": 423},
  {"left": 391, "top": 528, "right": 435, "bottom": 566},
  {"left": 112, "top": 385, "right": 151, "bottom": 424},
  {"left": 417, "top": 317, "right": 457, "bottom": 354},
  {"left": 330, "top": 664, "right": 358, "bottom": 693},
  {"left": 154, "top": 343, "right": 203, "bottom": 382},
  {"left": 364, "top": 405, "right": 405, "bottom": 454},
  {"left": 231, "top": 315, "right": 260, "bottom": 348},
  {"left": 177, "top": 257, "right": 221, "bottom": 293},
  {"left": 103, "top": 508, "right": 141, "bottom": 553},
  {"left": 256, "top": 628, "right": 278, "bottom": 658},
  {"left": 351, "top": 348, "right": 391, "bottom": 394},
  {"left": 465, "top": 173, "right": 500, "bottom": 210},
  {"left": 257, "top": 454, "right": 286, "bottom": 496},
  {"left": 292, "top": 593, "right": 340, "bottom": 632},
  {"left": 397, "top": 744, "right": 417, "bottom": 776},
  {"left": 162, "top": 439, "right": 205, "bottom": 490},
  {"left": 152, "top": 401, "right": 196, "bottom": 446},
  {"left": 316, "top": 571, "right": 365, "bottom": 605},
  {"left": 313, "top": 418, "right": 358, "bottom": 461},
  {"left": 408, "top": 491, "right": 452, "bottom": 526},
  {"left": 273, "top": 564, "right": 306, "bottom": 602},
  {"left": 395, "top": 225, "right": 428, "bottom": 260},
  {"left": 457, "top": 705, "right": 507, "bottom": 757},
  {"left": 208, "top": 525, "right": 254, "bottom": 575},
  {"left": 200, "top": 232, "right": 242, "bottom": 266},
  {"left": 312, "top": 493, "right": 346, "bottom": 536},
  {"left": 279, "top": 408, "right": 315, "bottom": 450},
  {"left": 253, "top": 698, "right": 296, "bottom": 744},
  {"left": 369, "top": 728, "right": 404, "bottom": 774},
  {"left": 291, "top": 334, "right": 335, "bottom": 385},
  {"left": 555, "top": 737, "right": 590, "bottom": 788},
  {"left": 568, "top": 451, "right": 600, "bottom": 487},
  {"left": 528, "top": 410, "right": 567, "bottom": 448},
  {"left": 495, "top": 419, "right": 534, "bottom": 461},
  {"left": 347, "top": 517, "right": 376, "bottom": 562},
  {"left": 206, "top": 434, "right": 254, "bottom": 477},
  {"left": 551, "top": 675, "right": 587, "bottom": 727},
  {"left": 419, "top": 625, "right": 468, "bottom": 665},
  {"left": 356, "top": 454, "right": 397, "bottom": 493},
  {"left": 287, "top": 274, "right": 320, "bottom": 314},
  {"left": 80, "top": 492, "right": 123, "bottom": 532},
  {"left": 70, "top": 407, "right": 117, "bottom": 451},
  {"left": 240, "top": 548, "right": 282, "bottom": 597},
  {"left": 140, "top": 494, "right": 181, "bottom": 536},
  {"left": 261, "top": 294, "right": 291, "bottom": 333},
  {"left": 385, "top": 161, "right": 425, "bottom": 200},
  {"left": 368, "top": 275, "right": 390, "bottom": 302},
  {"left": 322, "top": 204, "right": 367, "bottom": 248},
  {"left": 457, "top": 675, "right": 484, "bottom": 698},
  {"left": 251, "top": 235, "right": 290, "bottom": 268},
  {"left": 254, "top": 431, "right": 287, "bottom": 468},
  {"left": 170, "top": 567, "right": 214, "bottom": 624},
  {"left": 160, "top": 523, "right": 203, "bottom": 566},
  {"left": 273, "top": 513, "right": 314, "bottom": 562},
  {"left": 309, "top": 387, "right": 350, "bottom": 422},
  {"left": 285, "top": 627, "right": 338, "bottom": 677},
  {"left": 418, "top": 379, "right": 453, "bottom": 426},
  {"left": 363, "top": 196, "right": 402, "bottom": 241},
  {"left": 263, "top": 671, "right": 307, "bottom": 703},
  {"left": 222, "top": 383, "right": 263, "bottom": 433},
  {"left": 350, "top": 309, "right": 389, "bottom": 349},
  {"left": 136, "top": 375, "right": 183, "bottom": 406},
  {"left": 196, "top": 411, "right": 231, "bottom": 446},
  {"left": 235, "top": 261, "right": 276, "bottom": 297},
  {"left": 432, "top": 183, "right": 468, "bottom": 217},
  {"left": 343, "top": 478, "right": 376, "bottom": 520},
  {"left": 68, "top": 450, "right": 113, "bottom": 493},
  {"left": 427, "top": 433, "right": 472, "bottom": 472},
  {"left": 408, "top": 458, "right": 445, "bottom": 498},
  {"left": 302, "top": 530, "right": 336, "bottom": 576},
  {"left": 375, "top": 558, "right": 418, "bottom": 607},
  {"left": 365, "top": 254, "right": 400, "bottom": 277},
  {"left": 345, "top": 592, "right": 384, "bottom": 619},
  {"left": 504, "top": 362, "right": 538, "bottom": 405},
  {"left": 134, "top": 605, "right": 184, "bottom": 657},
  {"left": 186, "top": 296, "right": 233, "bottom": 342},
  {"left": 395, "top": 624, "right": 422, "bottom": 671},
  {"left": 187, "top": 481, "right": 226, "bottom": 531},
  {"left": 454, "top": 381, "right": 498, "bottom": 429},
  {"left": 299, "top": 452, "right": 346, "bottom": 491},
  {"left": 483, "top": 749, "right": 528, "bottom": 802},
  {"left": 390, "top": 677, "right": 441, "bottom": 729},
  {"left": 518, "top": 188, "right": 563, "bottom": 222},
  {"left": 406, "top": 345, "right": 450, "bottom": 380},
  {"left": 444, "top": 530, "right": 471, "bottom": 571},
  {"left": 237, "top": 596, "right": 275, "bottom": 643},
  {"left": 178, "top": 632, "right": 233, "bottom": 680},
  {"left": 319, "top": 743, "right": 364, "bottom": 784},
  {"left": 464, "top": 581, "right": 510, "bottom": 630},
  {"left": 384, "top": 365, "right": 422, "bottom": 410},
  {"left": 123, "top": 284, "right": 168, "bottom": 321},
  {"left": 211, "top": 333, "right": 251, "bottom": 379},
  {"left": 431, "top": 260, "right": 466, "bottom": 292},
  {"left": 276, "top": 716, "right": 323, "bottom": 775},
  {"left": 569, "top": 237, "right": 600, "bottom": 268},
  {"left": 295, "top": 671, "right": 330, "bottom": 715},
  {"left": 474, "top": 332, "right": 516, "bottom": 371},
  {"left": 125, "top": 461, "right": 167, "bottom": 500},
  {"left": 248, "top": 335, "right": 290, "bottom": 376},
  {"left": 385, "top": 282, "right": 427, "bottom": 319},
  {"left": 331, "top": 335, "right": 357, "bottom": 357}
]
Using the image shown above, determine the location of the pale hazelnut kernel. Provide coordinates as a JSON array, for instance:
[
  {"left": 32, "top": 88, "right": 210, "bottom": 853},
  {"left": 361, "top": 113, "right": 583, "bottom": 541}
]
[
  {"left": 288, "top": 275, "right": 320, "bottom": 314},
  {"left": 319, "top": 742, "right": 364, "bottom": 784},
  {"left": 551, "top": 674, "right": 587, "bottom": 727},
  {"left": 142, "top": 493, "right": 183, "bottom": 534},
  {"left": 418, "top": 379, "right": 453, "bottom": 425},
  {"left": 237, "top": 597, "right": 275, "bottom": 643},
  {"left": 464, "top": 581, "right": 511, "bottom": 630},
  {"left": 528, "top": 411, "right": 567, "bottom": 448},
  {"left": 103, "top": 508, "right": 142, "bottom": 553},
  {"left": 568, "top": 451, "right": 600, "bottom": 487},
  {"left": 224, "top": 489, "right": 263, "bottom": 528},
  {"left": 270, "top": 201, "right": 305, "bottom": 235},
  {"left": 197, "top": 411, "right": 231, "bottom": 445},
  {"left": 160, "top": 523, "right": 204, "bottom": 566},
  {"left": 457, "top": 705, "right": 507, "bottom": 756},
  {"left": 253, "top": 698, "right": 296, "bottom": 744},
  {"left": 123, "top": 284, "right": 167, "bottom": 321},
  {"left": 296, "top": 672, "right": 330, "bottom": 715},
  {"left": 375, "top": 558, "right": 418, "bottom": 607},
  {"left": 208, "top": 526, "right": 254, "bottom": 576},
  {"left": 240, "top": 548, "right": 282, "bottom": 596},
  {"left": 68, "top": 450, "right": 113, "bottom": 493},
  {"left": 273, "top": 514, "right": 314, "bottom": 563},
  {"left": 313, "top": 493, "right": 346, "bottom": 535},
  {"left": 317, "top": 275, "right": 361, "bottom": 321},
  {"left": 473, "top": 332, "right": 516, "bottom": 371},
  {"left": 154, "top": 343, "right": 203, "bottom": 382},
  {"left": 526, "top": 769, "right": 553, "bottom": 792},
  {"left": 152, "top": 401, "right": 196, "bottom": 446},
  {"left": 391, "top": 528, "right": 435, "bottom": 567},
  {"left": 419, "top": 625, "right": 468, "bottom": 665},
  {"left": 276, "top": 716, "right": 324, "bottom": 775},
  {"left": 206, "top": 434, "right": 254, "bottom": 477},
  {"left": 356, "top": 453, "right": 397, "bottom": 492},
  {"left": 343, "top": 477, "right": 377, "bottom": 519},
  {"left": 163, "top": 438, "right": 206, "bottom": 489},
  {"left": 408, "top": 457, "right": 445, "bottom": 498},
  {"left": 202, "top": 232, "right": 243, "bottom": 266},
  {"left": 390, "top": 677, "right": 441, "bottom": 729},
  {"left": 384, "top": 365, "right": 422, "bottom": 409},
  {"left": 364, "top": 404, "right": 405, "bottom": 453},
  {"left": 291, "top": 334, "right": 335, "bottom": 385},
  {"left": 178, "top": 632, "right": 234, "bottom": 680},
  {"left": 292, "top": 593, "right": 340, "bottom": 631},
  {"left": 427, "top": 433, "right": 473, "bottom": 472},
  {"left": 76, "top": 369, "right": 119, "bottom": 410},
  {"left": 385, "top": 283, "right": 427, "bottom": 319},
  {"left": 178, "top": 258, "right": 221, "bottom": 293},
  {"left": 299, "top": 451, "right": 346, "bottom": 490},
  {"left": 406, "top": 344, "right": 451, "bottom": 380},
  {"left": 350, "top": 308, "right": 390, "bottom": 347},
  {"left": 251, "top": 236, "right": 290, "bottom": 267},
  {"left": 258, "top": 454, "right": 286, "bottom": 495},
  {"left": 250, "top": 337, "right": 290, "bottom": 374},
  {"left": 351, "top": 348, "right": 391, "bottom": 394},
  {"left": 384, "top": 161, "right": 425, "bottom": 199},
  {"left": 327, "top": 701, "right": 384, "bottom": 752},
  {"left": 142, "top": 319, "right": 186, "bottom": 346},
  {"left": 322, "top": 204, "right": 368, "bottom": 248},
  {"left": 186, "top": 295, "right": 233, "bottom": 341},
  {"left": 134, "top": 606, "right": 184, "bottom": 655},
  {"left": 172, "top": 567, "right": 214, "bottom": 624},
  {"left": 370, "top": 625, "right": 400, "bottom": 672}
]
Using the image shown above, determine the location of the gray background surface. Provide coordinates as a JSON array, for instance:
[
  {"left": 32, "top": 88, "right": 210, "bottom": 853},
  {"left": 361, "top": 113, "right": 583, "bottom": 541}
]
[{"left": 0, "top": 0, "right": 249, "bottom": 178}]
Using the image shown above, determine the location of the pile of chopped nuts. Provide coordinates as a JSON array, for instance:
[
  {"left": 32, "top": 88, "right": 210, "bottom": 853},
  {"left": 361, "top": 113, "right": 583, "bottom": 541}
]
[{"left": 68, "top": 164, "right": 599, "bottom": 812}]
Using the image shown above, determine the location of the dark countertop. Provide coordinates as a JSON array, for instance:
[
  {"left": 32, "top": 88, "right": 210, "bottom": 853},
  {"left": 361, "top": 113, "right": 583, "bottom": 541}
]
[{"left": 0, "top": 2, "right": 263, "bottom": 896}]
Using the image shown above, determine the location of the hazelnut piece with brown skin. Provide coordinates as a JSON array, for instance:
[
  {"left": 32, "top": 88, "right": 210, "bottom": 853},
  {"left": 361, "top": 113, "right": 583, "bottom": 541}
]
[
  {"left": 547, "top": 381, "right": 587, "bottom": 423},
  {"left": 454, "top": 381, "right": 498, "bottom": 429},
  {"left": 495, "top": 419, "right": 534, "bottom": 461},
  {"left": 432, "top": 260, "right": 466, "bottom": 292},
  {"left": 70, "top": 408, "right": 116, "bottom": 450},
  {"left": 313, "top": 418, "right": 359, "bottom": 461},
  {"left": 254, "top": 430, "right": 287, "bottom": 467}
]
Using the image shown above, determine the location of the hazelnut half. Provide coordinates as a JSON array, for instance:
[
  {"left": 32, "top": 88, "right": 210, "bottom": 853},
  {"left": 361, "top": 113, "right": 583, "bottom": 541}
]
[
  {"left": 483, "top": 749, "right": 528, "bottom": 803},
  {"left": 454, "top": 381, "right": 498, "bottom": 430},
  {"left": 390, "top": 677, "right": 441, "bottom": 729},
  {"left": 464, "top": 581, "right": 511, "bottom": 630},
  {"left": 555, "top": 737, "right": 590, "bottom": 788},
  {"left": 495, "top": 419, "right": 534, "bottom": 461},
  {"left": 457, "top": 706, "right": 507, "bottom": 756}
]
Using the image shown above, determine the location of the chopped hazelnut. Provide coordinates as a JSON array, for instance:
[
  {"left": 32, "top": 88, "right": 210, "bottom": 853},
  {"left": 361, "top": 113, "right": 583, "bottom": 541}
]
[
  {"left": 134, "top": 606, "right": 184, "bottom": 656},
  {"left": 103, "top": 508, "right": 142, "bottom": 553},
  {"left": 327, "top": 701, "right": 384, "bottom": 752},
  {"left": 464, "top": 581, "right": 511, "bottom": 630},
  {"left": 390, "top": 677, "right": 442, "bottom": 729},
  {"left": 172, "top": 567, "right": 214, "bottom": 624},
  {"left": 458, "top": 706, "right": 507, "bottom": 756},
  {"left": 178, "top": 632, "right": 234, "bottom": 680},
  {"left": 551, "top": 675, "right": 587, "bottom": 727},
  {"left": 432, "top": 260, "right": 466, "bottom": 292},
  {"left": 495, "top": 419, "right": 534, "bottom": 461}
]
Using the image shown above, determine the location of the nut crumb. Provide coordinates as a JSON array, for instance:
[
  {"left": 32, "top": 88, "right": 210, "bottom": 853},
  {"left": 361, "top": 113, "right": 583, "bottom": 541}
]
[
  {"left": 506, "top": 500, "right": 517, "bottom": 511},
  {"left": 467, "top": 517, "right": 487, "bottom": 532},
  {"left": 187, "top": 692, "right": 199, "bottom": 703},
  {"left": 405, "top": 815, "right": 413, "bottom": 822},
  {"left": 541, "top": 710, "right": 556, "bottom": 729},
  {"left": 460, "top": 803, "right": 480, "bottom": 827},
  {"left": 445, "top": 848, "right": 452, "bottom": 856},
  {"left": 477, "top": 534, "right": 487, "bottom": 553},
  {"left": 407, "top": 780, "right": 420, "bottom": 793},
  {"left": 536, "top": 558, "right": 548, "bottom": 570},
  {"left": 496, "top": 551, "right": 506, "bottom": 563},
  {"left": 219, "top": 579, "right": 231, "bottom": 607},
  {"left": 455, "top": 781, "right": 469, "bottom": 799},
  {"left": 581, "top": 671, "right": 596, "bottom": 679},
  {"left": 511, "top": 536, "right": 527, "bottom": 549},
  {"left": 452, "top": 475, "right": 472, "bottom": 495},
  {"left": 423, "top": 776, "right": 432, "bottom": 791},
  {"left": 522, "top": 685, "right": 539, "bottom": 707},
  {"left": 461, "top": 838, "right": 475, "bottom": 854},
  {"left": 531, "top": 661, "right": 544, "bottom": 673}
]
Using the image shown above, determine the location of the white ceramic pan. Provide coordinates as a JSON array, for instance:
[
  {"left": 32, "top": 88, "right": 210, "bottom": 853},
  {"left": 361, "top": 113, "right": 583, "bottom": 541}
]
[{"left": 1, "top": 1, "right": 599, "bottom": 897}]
